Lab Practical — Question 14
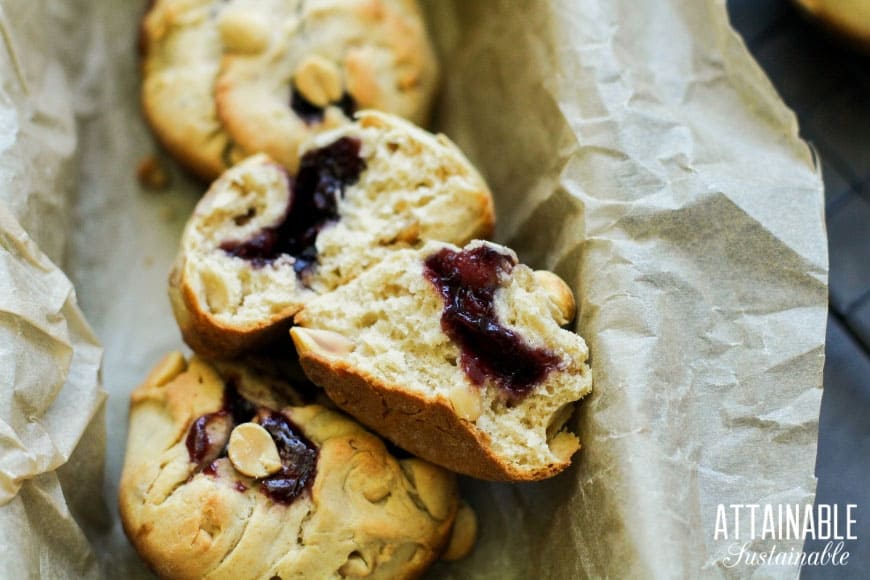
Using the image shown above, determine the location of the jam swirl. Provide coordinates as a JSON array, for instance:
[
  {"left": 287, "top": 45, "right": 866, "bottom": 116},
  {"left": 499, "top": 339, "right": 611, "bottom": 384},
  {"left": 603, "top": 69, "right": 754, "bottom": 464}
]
[
  {"left": 424, "top": 245, "right": 563, "bottom": 401},
  {"left": 220, "top": 137, "right": 366, "bottom": 277},
  {"left": 184, "top": 380, "right": 318, "bottom": 505}
]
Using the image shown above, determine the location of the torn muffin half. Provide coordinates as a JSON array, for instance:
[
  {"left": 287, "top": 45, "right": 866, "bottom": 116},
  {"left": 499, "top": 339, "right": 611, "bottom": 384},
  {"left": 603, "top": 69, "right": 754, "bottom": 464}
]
[{"left": 291, "top": 240, "right": 593, "bottom": 481}]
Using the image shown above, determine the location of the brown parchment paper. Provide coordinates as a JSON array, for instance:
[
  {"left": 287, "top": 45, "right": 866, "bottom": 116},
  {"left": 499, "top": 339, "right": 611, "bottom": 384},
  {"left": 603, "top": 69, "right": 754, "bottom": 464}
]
[
  {"left": 4, "top": 0, "right": 828, "bottom": 577},
  {"left": 0, "top": 205, "right": 106, "bottom": 579},
  {"left": 0, "top": 1, "right": 107, "bottom": 577}
]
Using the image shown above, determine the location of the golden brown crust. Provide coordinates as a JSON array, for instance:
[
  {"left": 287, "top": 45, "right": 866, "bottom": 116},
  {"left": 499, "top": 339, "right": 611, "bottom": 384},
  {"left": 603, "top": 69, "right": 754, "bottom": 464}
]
[
  {"left": 295, "top": 343, "right": 571, "bottom": 482},
  {"left": 534, "top": 270, "right": 576, "bottom": 326},
  {"left": 120, "top": 353, "right": 462, "bottom": 579},
  {"left": 140, "top": 0, "right": 244, "bottom": 181},
  {"left": 168, "top": 256, "right": 300, "bottom": 359},
  {"left": 141, "top": 91, "right": 228, "bottom": 182},
  {"left": 214, "top": 0, "right": 440, "bottom": 172}
]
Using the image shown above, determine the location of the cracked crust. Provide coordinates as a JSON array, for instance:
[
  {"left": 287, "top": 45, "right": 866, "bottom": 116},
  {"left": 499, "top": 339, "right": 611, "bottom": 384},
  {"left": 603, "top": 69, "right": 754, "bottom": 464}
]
[
  {"left": 295, "top": 348, "right": 571, "bottom": 481},
  {"left": 215, "top": 0, "right": 439, "bottom": 172},
  {"left": 141, "top": 0, "right": 248, "bottom": 180},
  {"left": 120, "top": 353, "right": 462, "bottom": 579},
  {"left": 291, "top": 240, "right": 593, "bottom": 482},
  {"left": 169, "top": 112, "right": 494, "bottom": 359}
]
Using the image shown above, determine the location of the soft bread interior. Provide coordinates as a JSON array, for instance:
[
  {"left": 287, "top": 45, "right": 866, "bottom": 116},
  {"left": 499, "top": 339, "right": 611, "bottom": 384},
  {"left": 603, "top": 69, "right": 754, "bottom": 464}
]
[
  {"left": 308, "top": 111, "right": 494, "bottom": 293},
  {"left": 180, "top": 155, "right": 306, "bottom": 327}
]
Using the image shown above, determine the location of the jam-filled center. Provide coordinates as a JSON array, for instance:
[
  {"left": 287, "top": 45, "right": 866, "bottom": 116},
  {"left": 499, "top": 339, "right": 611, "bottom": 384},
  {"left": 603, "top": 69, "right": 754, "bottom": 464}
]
[
  {"left": 185, "top": 381, "right": 318, "bottom": 505},
  {"left": 219, "top": 137, "right": 366, "bottom": 277},
  {"left": 423, "top": 245, "right": 563, "bottom": 401},
  {"left": 256, "top": 411, "right": 318, "bottom": 504}
]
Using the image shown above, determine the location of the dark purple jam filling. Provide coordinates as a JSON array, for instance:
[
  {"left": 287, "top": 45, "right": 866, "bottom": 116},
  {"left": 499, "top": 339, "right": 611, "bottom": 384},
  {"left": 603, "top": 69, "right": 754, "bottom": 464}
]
[
  {"left": 185, "top": 411, "right": 231, "bottom": 466},
  {"left": 219, "top": 137, "right": 366, "bottom": 277},
  {"left": 290, "top": 89, "right": 357, "bottom": 125},
  {"left": 185, "top": 379, "right": 255, "bottom": 467},
  {"left": 257, "top": 411, "right": 318, "bottom": 505},
  {"left": 184, "top": 382, "right": 319, "bottom": 505},
  {"left": 423, "top": 246, "right": 564, "bottom": 401}
]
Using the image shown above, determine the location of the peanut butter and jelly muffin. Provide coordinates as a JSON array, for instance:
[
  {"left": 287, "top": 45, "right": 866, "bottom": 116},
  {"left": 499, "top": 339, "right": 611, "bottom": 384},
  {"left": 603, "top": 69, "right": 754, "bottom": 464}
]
[
  {"left": 291, "top": 240, "right": 592, "bottom": 481},
  {"left": 120, "top": 353, "right": 472, "bottom": 579},
  {"left": 141, "top": 0, "right": 247, "bottom": 180},
  {"left": 216, "top": 0, "right": 439, "bottom": 172}
]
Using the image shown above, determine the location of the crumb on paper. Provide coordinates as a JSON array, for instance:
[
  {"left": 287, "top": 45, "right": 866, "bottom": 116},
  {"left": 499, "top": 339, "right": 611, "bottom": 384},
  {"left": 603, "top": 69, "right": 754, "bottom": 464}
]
[{"left": 137, "top": 155, "right": 170, "bottom": 190}]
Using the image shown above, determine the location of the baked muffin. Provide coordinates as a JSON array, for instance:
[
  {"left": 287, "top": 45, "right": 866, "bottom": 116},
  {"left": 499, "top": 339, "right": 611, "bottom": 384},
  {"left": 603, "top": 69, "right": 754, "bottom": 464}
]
[
  {"left": 141, "top": 0, "right": 247, "bottom": 180},
  {"left": 169, "top": 111, "right": 494, "bottom": 358},
  {"left": 120, "top": 353, "right": 472, "bottom": 579},
  {"left": 216, "top": 0, "right": 439, "bottom": 172},
  {"left": 291, "top": 240, "right": 593, "bottom": 481}
]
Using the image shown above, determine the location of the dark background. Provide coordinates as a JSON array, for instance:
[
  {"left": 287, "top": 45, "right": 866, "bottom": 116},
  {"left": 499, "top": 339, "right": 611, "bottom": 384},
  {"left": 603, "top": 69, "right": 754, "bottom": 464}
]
[{"left": 727, "top": 1, "right": 870, "bottom": 577}]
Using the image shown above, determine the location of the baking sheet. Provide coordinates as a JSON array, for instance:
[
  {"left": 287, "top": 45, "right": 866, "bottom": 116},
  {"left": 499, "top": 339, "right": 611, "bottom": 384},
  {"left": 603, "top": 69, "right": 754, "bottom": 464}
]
[{"left": 0, "top": 0, "right": 828, "bottom": 577}]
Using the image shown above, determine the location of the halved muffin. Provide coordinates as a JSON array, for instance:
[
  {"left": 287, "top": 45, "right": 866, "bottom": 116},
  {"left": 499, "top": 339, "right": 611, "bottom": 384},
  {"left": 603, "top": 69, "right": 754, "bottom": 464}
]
[{"left": 291, "top": 240, "right": 592, "bottom": 481}]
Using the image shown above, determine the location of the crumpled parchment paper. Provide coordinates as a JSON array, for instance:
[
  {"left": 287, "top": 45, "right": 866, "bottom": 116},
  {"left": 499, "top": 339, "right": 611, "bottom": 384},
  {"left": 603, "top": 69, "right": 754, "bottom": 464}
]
[
  {"left": 0, "top": 1, "right": 106, "bottom": 577},
  {"left": 3, "top": 0, "right": 828, "bottom": 578},
  {"left": 424, "top": 2, "right": 827, "bottom": 578},
  {"left": 0, "top": 205, "right": 106, "bottom": 579}
]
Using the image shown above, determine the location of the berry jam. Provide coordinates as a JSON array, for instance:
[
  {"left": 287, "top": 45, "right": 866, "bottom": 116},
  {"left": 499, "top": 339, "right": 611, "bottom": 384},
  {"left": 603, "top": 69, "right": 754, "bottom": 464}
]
[
  {"left": 184, "top": 380, "right": 319, "bottom": 505},
  {"left": 186, "top": 380, "right": 251, "bottom": 467},
  {"left": 290, "top": 89, "right": 356, "bottom": 125},
  {"left": 257, "top": 411, "right": 318, "bottom": 505},
  {"left": 220, "top": 137, "right": 366, "bottom": 277},
  {"left": 423, "top": 245, "right": 563, "bottom": 401},
  {"left": 185, "top": 411, "right": 230, "bottom": 465}
]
